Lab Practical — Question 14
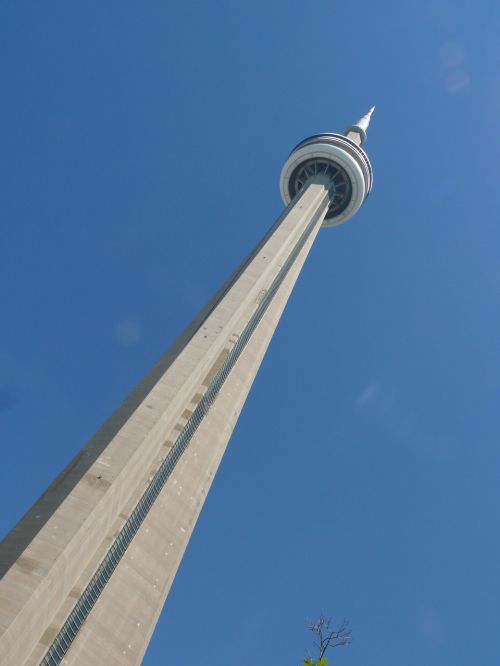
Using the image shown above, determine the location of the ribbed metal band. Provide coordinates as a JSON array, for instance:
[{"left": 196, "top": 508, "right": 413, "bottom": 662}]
[{"left": 40, "top": 188, "right": 328, "bottom": 666}]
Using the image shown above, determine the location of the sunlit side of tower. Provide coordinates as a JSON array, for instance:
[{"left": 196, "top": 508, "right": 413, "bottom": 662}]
[{"left": 0, "top": 111, "right": 374, "bottom": 666}]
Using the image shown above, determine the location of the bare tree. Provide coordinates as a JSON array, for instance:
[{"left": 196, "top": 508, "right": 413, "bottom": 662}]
[{"left": 303, "top": 614, "right": 351, "bottom": 666}]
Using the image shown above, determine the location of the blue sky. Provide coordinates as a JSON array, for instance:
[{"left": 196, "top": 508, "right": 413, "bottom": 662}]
[{"left": 1, "top": 1, "right": 499, "bottom": 664}]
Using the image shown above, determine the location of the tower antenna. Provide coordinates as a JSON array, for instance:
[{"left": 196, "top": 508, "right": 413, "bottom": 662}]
[{"left": 344, "top": 106, "right": 376, "bottom": 145}]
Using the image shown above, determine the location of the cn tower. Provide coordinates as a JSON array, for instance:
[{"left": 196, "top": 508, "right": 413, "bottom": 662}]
[{"left": 0, "top": 110, "right": 374, "bottom": 666}]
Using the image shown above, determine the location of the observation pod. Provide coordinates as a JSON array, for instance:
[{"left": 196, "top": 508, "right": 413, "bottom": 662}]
[{"left": 280, "top": 108, "right": 374, "bottom": 227}]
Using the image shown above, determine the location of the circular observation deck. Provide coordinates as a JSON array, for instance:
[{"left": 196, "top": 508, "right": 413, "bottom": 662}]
[{"left": 279, "top": 133, "right": 373, "bottom": 227}]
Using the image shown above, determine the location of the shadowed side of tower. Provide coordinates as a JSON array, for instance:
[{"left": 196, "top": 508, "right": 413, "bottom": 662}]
[{"left": 0, "top": 111, "right": 374, "bottom": 666}]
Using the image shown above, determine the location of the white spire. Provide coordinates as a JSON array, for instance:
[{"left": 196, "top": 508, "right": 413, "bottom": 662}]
[
  {"left": 354, "top": 106, "right": 375, "bottom": 133},
  {"left": 344, "top": 106, "right": 375, "bottom": 145}
]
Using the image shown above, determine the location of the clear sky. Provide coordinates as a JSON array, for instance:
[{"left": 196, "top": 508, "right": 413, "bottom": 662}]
[{"left": 1, "top": 1, "right": 499, "bottom": 664}]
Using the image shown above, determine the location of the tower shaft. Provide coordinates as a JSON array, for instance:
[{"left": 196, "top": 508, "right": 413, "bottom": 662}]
[{"left": 0, "top": 182, "right": 330, "bottom": 666}]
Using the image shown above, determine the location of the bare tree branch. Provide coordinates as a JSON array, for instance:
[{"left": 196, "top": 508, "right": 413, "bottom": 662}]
[{"left": 305, "top": 613, "right": 352, "bottom": 662}]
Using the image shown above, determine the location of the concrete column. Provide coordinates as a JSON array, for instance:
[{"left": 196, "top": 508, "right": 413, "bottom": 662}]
[{"left": 0, "top": 182, "right": 330, "bottom": 666}]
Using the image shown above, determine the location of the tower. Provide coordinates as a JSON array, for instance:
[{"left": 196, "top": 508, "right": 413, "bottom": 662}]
[{"left": 0, "top": 111, "right": 374, "bottom": 666}]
